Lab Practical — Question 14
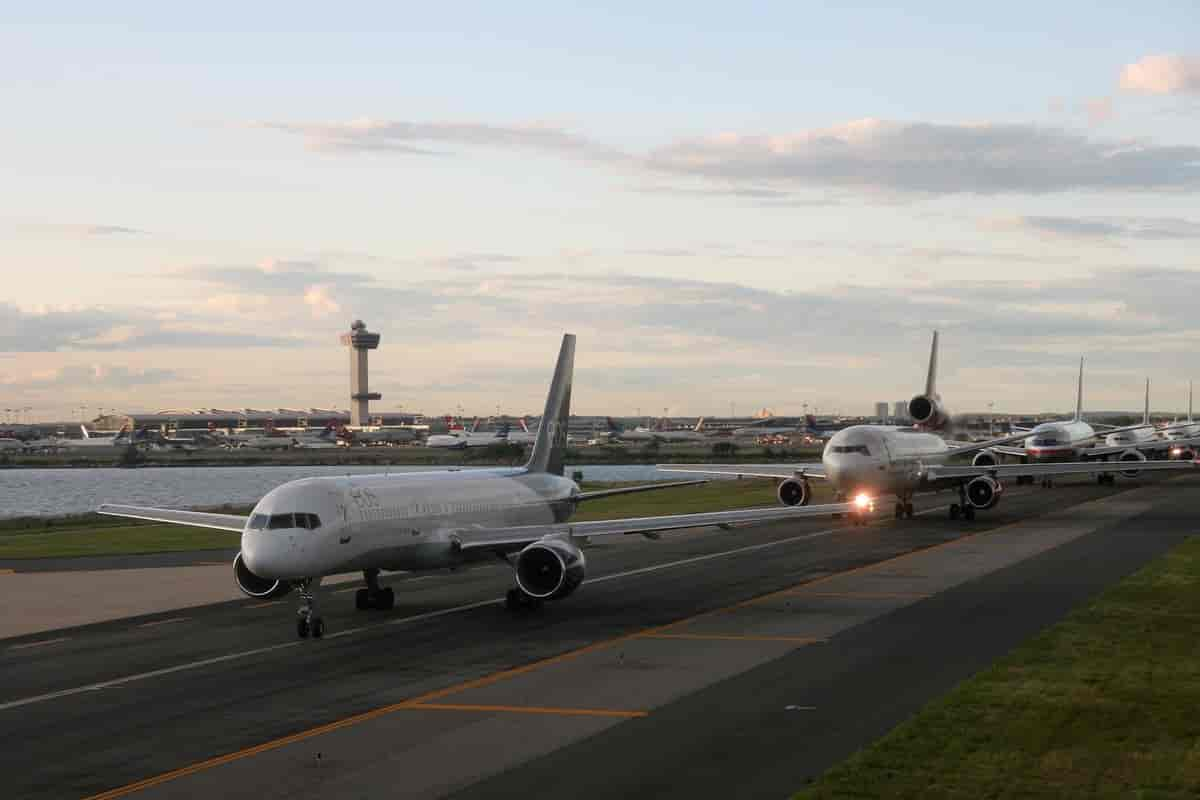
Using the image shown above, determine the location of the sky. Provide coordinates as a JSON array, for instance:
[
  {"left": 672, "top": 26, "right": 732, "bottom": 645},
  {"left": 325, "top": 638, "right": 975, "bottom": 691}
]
[{"left": 3, "top": 3, "right": 1199, "bottom": 421}]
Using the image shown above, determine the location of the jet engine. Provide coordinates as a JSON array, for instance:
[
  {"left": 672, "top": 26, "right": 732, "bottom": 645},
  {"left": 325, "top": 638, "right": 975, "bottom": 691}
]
[
  {"left": 233, "top": 552, "right": 292, "bottom": 599},
  {"left": 514, "top": 539, "right": 586, "bottom": 601},
  {"left": 1119, "top": 449, "right": 1147, "bottom": 477},
  {"left": 965, "top": 475, "right": 1002, "bottom": 510},
  {"left": 908, "top": 394, "right": 950, "bottom": 430},
  {"left": 972, "top": 450, "right": 997, "bottom": 468},
  {"left": 777, "top": 478, "right": 811, "bottom": 507}
]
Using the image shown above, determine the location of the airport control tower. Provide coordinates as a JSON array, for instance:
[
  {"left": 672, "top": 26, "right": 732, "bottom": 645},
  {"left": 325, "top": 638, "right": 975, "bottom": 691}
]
[{"left": 340, "top": 320, "right": 381, "bottom": 426}]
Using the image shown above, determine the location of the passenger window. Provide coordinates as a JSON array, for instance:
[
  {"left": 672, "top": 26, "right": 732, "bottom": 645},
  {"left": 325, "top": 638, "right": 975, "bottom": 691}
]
[
  {"left": 307, "top": 513, "right": 321, "bottom": 529},
  {"left": 268, "top": 513, "right": 294, "bottom": 529},
  {"left": 295, "top": 514, "right": 310, "bottom": 530},
  {"left": 249, "top": 514, "right": 268, "bottom": 530}
]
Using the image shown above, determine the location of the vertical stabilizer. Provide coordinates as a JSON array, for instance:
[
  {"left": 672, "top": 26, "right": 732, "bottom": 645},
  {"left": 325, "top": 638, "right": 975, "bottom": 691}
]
[
  {"left": 924, "top": 330, "right": 939, "bottom": 397},
  {"left": 1190, "top": 381, "right": 1194, "bottom": 423},
  {"left": 80, "top": 425, "right": 90, "bottom": 440},
  {"left": 526, "top": 333, "right": 575, "bottom": 475},
  {"left": 1074, "top": 357, "right": 1084, "bottom": 422},
  {"left": 1144, "top": 378, "right": 1150, "bottom": 426}
]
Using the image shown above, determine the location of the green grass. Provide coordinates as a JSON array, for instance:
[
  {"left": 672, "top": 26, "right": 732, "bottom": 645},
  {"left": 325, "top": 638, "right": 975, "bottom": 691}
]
[
  {"left": 795, "top": 535, "right": 1200, "bottom": 800},
  {"left": 0, "top": 479, "right": 798, "bottom": 560}
]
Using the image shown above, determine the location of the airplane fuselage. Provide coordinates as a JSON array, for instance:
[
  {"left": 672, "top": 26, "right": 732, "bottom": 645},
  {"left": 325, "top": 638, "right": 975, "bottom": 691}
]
[
  {"left": 1020, "top": 420, "right": 1100, "bottom": 462},
  {"left": 819, "top": 425, "right": 960, "bottom": 499},
  {"left": 240, "top": 468, "right": 578, "bottom": 580}
]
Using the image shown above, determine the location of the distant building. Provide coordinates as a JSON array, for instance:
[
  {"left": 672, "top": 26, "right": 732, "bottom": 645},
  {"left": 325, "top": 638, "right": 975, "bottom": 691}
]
[
  {"left": 893, "top": 400, "right": 908, "bottom": 421},
  {"left": 874, "top": 401, "right": 889, "bottom": 421}
]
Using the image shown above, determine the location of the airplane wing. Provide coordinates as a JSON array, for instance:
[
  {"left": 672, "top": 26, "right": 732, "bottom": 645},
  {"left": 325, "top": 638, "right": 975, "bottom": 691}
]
[
  {"left": 98, "top": 504, "right": 247, "bottom": 532},
  {"left": 656, "top": 463, "right": 827, "bottom": 480},
  {"left": 575, "top": 479, "right": 708, "bottom": 502},
  {"left": 925, "top": 459, "right": 1197, "bottom": 481},
  {"left": 451, "top": 501, "right": 856, "bottom": 552},
  {"left": 989, "top": 445, "right": 1031, "bottom": 457},
  {"left": 943, "top": 430, "right": 1033, "bottom": 455}
]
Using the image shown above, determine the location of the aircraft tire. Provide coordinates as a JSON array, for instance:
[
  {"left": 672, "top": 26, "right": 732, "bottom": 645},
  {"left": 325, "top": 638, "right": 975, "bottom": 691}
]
[
  {"left": 355, "top": 589, "right": 370, "bottom": 610},
  {"left": 949, "top": 503, "right": 960, "bottom": 520},
  {"left": 297, "top": 618, "right": 310, "bottom": 638},
  {"left": 311, "top": 618, "right": 325, "bottom": 639},
  {"left": 964, "top": 506, "right": 976, "bottom": 521},
  {"left": 378, "top": 587, "right": 395, "bottom": 610},
  {"left": 905, "top": 503, "right": 915, "bottom": 518}
]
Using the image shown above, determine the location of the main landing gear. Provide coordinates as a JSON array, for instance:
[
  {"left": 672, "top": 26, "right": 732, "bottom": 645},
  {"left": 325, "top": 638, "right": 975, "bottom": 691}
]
[
  {"left": 948, "top": 485, "right": 976, "bottom": 522},
  {"left": 295, "top": 579, "right": 324, "bottom": 639},
  {"left": 355, "top": 568, "right": 396, "bottom": 611},
  {"left": 893, "top": 500, "right": 915, "bottom": 520},
  {"left": 505, "top": 588, "right": 543, "bottom": 613},
  {"left": 1097, "top": 473, "right": 1115, "bottom": 485}
]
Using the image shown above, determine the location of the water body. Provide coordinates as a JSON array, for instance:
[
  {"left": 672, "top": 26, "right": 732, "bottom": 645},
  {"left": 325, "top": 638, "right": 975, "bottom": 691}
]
[{"left": 0, "top": 464, "right": 693, "bottom": 518}]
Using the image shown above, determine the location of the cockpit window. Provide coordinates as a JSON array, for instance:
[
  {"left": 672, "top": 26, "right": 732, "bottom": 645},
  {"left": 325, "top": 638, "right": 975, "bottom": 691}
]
[
  {"left": 831, "top": 445, "right": 871, "bottom": 455},
  {"left": 262, "top": 512, "right": 321, "bottom": 530},
  {"left": 1033, "top": 437, "right": 1059, "bottom": 446}
]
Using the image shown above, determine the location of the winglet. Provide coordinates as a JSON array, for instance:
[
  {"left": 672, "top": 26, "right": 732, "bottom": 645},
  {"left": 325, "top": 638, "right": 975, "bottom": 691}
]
[
  {"left": 526, "top": 334, "right": 575, "bottom": 475},
  {"left": 924, "top": 330, "right": 939, "bottom": 397},
  {"left": 1074, "top": 357, "right": 1085, "bottom": 422}
]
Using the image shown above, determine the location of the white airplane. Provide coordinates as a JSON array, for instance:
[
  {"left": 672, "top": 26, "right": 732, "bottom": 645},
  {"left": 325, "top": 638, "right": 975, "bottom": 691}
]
[
  {"left": 608, "top": 417, "right": 708, "bottom": 443},
  {"left": 98, "top": 334, "right": 875, "bottom": 639},
  {"left": 60, "top": 424, "right": 132, "bottom": 449},
  {"left": 661, "top": 331, "right": 1198, "bottom": 521},
  {"left": 1161, "top": 382, "right": 1200, "bottom": 450},
  {"left": 425, "top": 418, "right": 525, "bottom": 449}
]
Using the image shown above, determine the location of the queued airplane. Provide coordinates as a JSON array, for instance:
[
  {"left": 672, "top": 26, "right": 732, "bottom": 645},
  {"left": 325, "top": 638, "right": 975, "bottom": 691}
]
[
  {"left": 1161, "top": 382, "right": 1200, "bottom": 451},
  {"left": 661, "top": 331, "right": 1198, "bottom": 521},
  {"left": 978, "top": 369, "right": 1199, "bottom": 486},
  {"left": 99, "top": 334, "right": 869, "bottom": 639}
]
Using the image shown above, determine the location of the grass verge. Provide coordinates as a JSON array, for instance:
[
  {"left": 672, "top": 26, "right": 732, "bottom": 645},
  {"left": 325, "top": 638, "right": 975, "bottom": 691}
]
[{"left": 795, "top": 535, "right": 1200, "bottom": 799}]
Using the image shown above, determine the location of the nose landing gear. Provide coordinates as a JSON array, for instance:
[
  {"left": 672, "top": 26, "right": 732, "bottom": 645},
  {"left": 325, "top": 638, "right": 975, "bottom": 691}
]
[
  {"left": 295, "top": 579, "right": 324, "bottom": 639},
  {"left": 354, "top": 568, "right": 396, "bottom": 611},
  {"left": 893, "top": 498, "right": 915, "bottom": 519},
  {"left": 950, "top": 485, "right": 976, "bottom": 522}
]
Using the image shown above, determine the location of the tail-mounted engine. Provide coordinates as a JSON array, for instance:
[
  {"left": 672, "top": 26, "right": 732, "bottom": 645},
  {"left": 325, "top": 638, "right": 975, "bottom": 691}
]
[
  {"left": 908, "top": 394, "right": 950, "bottom": 430},
  {"left": 514, "top": 539, "right": 586, "bottom": 601},
  {"left": 777, "top": 478, "right": 811, "bottom": 507},
  {"left": 233, "top": 552, "right": 292, "bottom": 599},
  {"left": 1119, "top": 449, "right": 1147, "bottom": 477},
  {"left": 965, "top": 475, "right": 1002, "bottom": 510},
  {"left": 972, "top": 450, "right": 997, "bottom": 468}
]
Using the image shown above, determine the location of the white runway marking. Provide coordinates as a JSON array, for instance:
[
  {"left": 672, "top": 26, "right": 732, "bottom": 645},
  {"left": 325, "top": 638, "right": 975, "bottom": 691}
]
[
  {"left": 0, "top": 503, "right": 953, "bottom": 713},
  {"left": 7, "top": 637, "right": 70, "bottom": 651},
  {"left": 137, "top": 617, "right": 189, "bottom": 628}
]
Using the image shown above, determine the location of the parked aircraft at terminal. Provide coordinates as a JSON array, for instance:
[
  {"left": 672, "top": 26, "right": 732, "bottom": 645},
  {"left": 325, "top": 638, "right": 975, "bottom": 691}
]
[
  {"left": 100, "top": 334, "right": 870, "bottom": 639},
  {"left": 663, "top": 332, "right": 1198, "bottom": 520}
]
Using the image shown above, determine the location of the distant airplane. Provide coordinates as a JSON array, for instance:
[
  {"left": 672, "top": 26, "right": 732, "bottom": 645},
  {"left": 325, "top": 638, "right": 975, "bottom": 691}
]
[
  {"left": 607, "top": 417, "right": 708, "bottom": 443},
  {"left": 100, "top": 334, "right": 863, "bottom": 639},
  {"left": 978, "top": 368, "right": 1199, "bottom": 485},
  {"left": 1161, "top": 382, "right": 1200, "bottom": 451},
  {"left": 663, "top": 331, "right": 1199, "bottom": 521},
  {"left": 59, "top": 425, "right": 132, "bottom": 449}
]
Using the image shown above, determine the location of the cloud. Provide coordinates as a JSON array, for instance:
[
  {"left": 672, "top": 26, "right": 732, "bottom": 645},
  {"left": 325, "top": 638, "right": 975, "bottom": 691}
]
[
  {"left": 996, "top": 215, "right": 1200, "bottom": 240},
  {"left": 302, "top": 285, "right": 341, "bottom": 317},
  {"left": 6, "top": 364, "right": 180, "bottom": 389},
  {"left": 1083, "top": 96, "right": 1114, "bottom": 124},
  {"left": 175, "top": 258, "right": 376, "bottom": 295},
  {"left": 18, "top": 223, "right": 147, "bottom": 237},
  {"left": 255, "top": 118, "right": 627, "bottom": 164},
  {"left": 261, "top": 116, "right": 1200, "bottom": 196},
  {"left": 1119, "top": 54, "right": 1200, "bottom": 94},
  {"left": 0, "top": 303, "right": 303, "bottom": 352}
]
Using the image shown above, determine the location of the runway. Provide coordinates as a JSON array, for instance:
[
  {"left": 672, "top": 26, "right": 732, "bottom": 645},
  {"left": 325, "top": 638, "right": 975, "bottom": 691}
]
[{"left": 2, "top": 475, "right": 1196, "bottom": 799}]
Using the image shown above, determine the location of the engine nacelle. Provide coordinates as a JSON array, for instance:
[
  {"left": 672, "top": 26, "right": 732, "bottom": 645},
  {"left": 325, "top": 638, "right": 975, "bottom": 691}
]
[
  {"left": 908, "top": 394, "right": 950, "bottom": 430},
  {"left": 514, "top": 538, "right": 586, "bottom": 601},
  {"left": 777, "top": 478, "right": 811, "bottom": 507},
  {"left": 965, "top": 475, "right": 1002, "bottom": 510},
  {"left": 972, "top": 450, "right": 997, "bottom": 468},
  {"left": 1119, "top": 448, "right": 1147, "bottom": 477},
  {"left": 233, "top": 551, "right": 292, "bottom": 599}
]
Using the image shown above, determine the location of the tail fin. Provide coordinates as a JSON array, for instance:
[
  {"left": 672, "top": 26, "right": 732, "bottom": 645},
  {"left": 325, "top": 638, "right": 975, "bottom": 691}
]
[
  {"left": 1074, "top": 357, "right": 1084, "bottom": 422},
  {"left": 80, "top": 425, "right": 90, "bottom": 439},
  {"left": 924, "top": 330, "right": 939, "bottom": 397},
  {"left": 694, "top": 416, "right": 706, "bottom": 432},
  {"left": 1144, "top": 378, "right": 1150, "bottom": 426},
  {"left": 1190, "top": 381, "right": 1194, "bottom": 423},
  {"left": 526, "top": 333, "right": 575, "bottom": 475}
]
